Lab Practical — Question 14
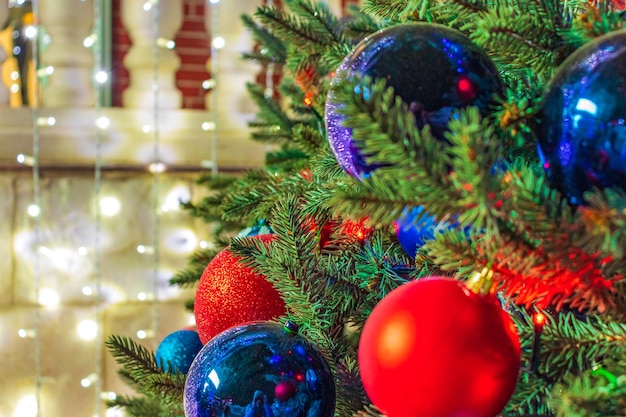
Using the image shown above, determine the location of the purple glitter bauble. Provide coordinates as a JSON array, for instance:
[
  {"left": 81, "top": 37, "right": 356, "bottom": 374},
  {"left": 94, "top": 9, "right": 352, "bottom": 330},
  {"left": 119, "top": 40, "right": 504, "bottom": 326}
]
[
  {"left": 325, "top": 23, "right": 504, "bottom": 178},
  {"left": 184, "top": 321, "right": 335, "bottom": 417},
  {"left": 536, "top": 30, "right": 626, "bottom": 205}
]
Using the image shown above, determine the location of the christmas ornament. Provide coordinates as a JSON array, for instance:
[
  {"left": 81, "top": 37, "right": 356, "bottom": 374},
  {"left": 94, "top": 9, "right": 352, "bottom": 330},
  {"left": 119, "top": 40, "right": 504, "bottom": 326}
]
[
  {"left": 325, "top": 23, "right": 504, "bottom": 178},
  {"left": 358, "top": 277, "right": 520, "bottom": 417},
  {"left": 194, "top": 235, "right": 286, "bottom": 344},
  {"left": 184, "top": 321, "right": 336, "bottom": 417},
  {"left": 536, "top": 29, "right": 626, "bottom": 205},
  {"left": 236, "top": 219, "right": 274, "bottom": 238},
  {"left": 393, "top": 206, "right": 455, "bottom": 258},
  {"left": 155, "top": 329, "right": 203, "bottom": 374}
]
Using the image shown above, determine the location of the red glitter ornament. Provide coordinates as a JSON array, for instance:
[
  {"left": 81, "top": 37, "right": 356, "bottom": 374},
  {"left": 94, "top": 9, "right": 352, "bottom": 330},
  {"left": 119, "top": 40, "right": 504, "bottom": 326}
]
[
  {"left": 194, "top": 235, "right": 286, "bottom": 344},
  {"left": 358, "top": 277, "right": 520, "bottom": 417}
]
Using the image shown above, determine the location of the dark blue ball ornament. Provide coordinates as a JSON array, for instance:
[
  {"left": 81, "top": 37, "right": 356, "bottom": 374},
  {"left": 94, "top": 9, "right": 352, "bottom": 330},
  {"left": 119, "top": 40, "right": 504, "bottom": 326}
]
[
  {"left": 155, "top": 329, "right": 203, "bottom": 374},
  {"left": 394, "top": 207, "right": 456, "bottom": 258},
  {"left": 184, "top": 321, "right": 336, "bottom": 417},
  {"left": 536, "top": 30, "right": 626, "bottom": 205},
  {"left": 325, "top": 23, "right": 504, "bottom": 178}
]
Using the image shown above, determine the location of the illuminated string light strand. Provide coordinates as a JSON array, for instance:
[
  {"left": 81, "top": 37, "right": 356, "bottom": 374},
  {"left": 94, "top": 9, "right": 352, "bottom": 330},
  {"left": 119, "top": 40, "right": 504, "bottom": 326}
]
[
  {"left": 150, "top": 0, "right": 161, "bottom": 347},
  {"left": 92, "top": 0, "right": 105, "bottom": 415},
  {"left": 30, "top": 1, "right": 42, "bottom": 416},
  {"left": 209, "top": 0, "right": 220, "bottom": 174}
]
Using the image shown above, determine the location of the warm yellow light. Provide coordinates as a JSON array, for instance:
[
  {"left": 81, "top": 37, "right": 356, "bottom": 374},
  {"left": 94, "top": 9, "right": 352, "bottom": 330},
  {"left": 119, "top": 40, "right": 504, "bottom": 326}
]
[
  {"left": 80, "top": 373, "right": 98, "bottom": 388},
  {"left": 99, "top": 196, "right": 121, "bottom": 217},
  {"left": 24, "top": 26, "right": 37, "bottom": 39},
  {"left": 10, "top": 84, "right": 19, "bottom": 93},
  {"left": 212, "top": 37, "right": 225, "bottom": 49},
  {"left": 199, "top": 240, "right": 209, "bottom": 249},
  {"left": 83, "top": 34, "right": 97, "bottom": 48},
  {"left": 78, "top": 246, "right": 88, "bottom": 256},
  {"left": 148, "top": 162, "right": 166, "bottom": 173},
  {"left": 95, "top": 71, "right": 109, "bottom": 84},
  {"left": 77, "top": 320, "right": 98, "bottom": 341},
  {"left": 96, "top": 116, "right": 110, "bottom": 129},
  {"left": 38, "top": 288, "right": 60, "bottom": 307},
  {"left": 202, "top": 121, "right": 216, "bottom": 131},
  {"left": 37, "top": 117, "right": 56, "bottom": 126},
  {"left": 202, "top": 79, "right": 217, "bottom": 90},
  {"left": 12, "top": 394, "right": 38, "bottom": 417},
  {"left": 82, "top": 286, "right": 93, "bottom": 296},
  {"left": 18, "top": 328, "right": 36, "bottom": 338},
  {"left": 156, "top": 38, "right": 176, "bottom": 49},
  {"left": 27, "top": 204, "right": 40, "bottom": 217},
  {"left": 106, "top": 407, "right": 124, "bottom": 417},
  {"left": 136, "top": 329, "right": 154, "bottom": 339},
  {"left": 17, "top": 153, "right": 35, "bottom": 166},
  {"left": 141, "top": 124, "right": 151, "bottom": 133},
  {"left": 10, "top": 71, "right": 19, "bottom": 80}
]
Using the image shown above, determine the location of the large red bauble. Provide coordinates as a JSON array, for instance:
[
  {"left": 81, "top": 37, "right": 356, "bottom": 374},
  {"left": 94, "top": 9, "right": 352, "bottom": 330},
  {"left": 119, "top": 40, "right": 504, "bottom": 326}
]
[
  {"left": 194, "top": 235, "right": 286, "bottom": 344},
  {"left": 358, "top": 277, "right": 520, "bottom": 417}
]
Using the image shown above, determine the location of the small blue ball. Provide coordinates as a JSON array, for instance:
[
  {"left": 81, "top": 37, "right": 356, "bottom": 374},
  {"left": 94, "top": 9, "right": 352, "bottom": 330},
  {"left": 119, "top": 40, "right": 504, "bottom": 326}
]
[
  {"left": 394, "top": 207, "right": 456, "bottom": 258},
  {"left": 156, "top": 329, "right": 203, "bottom": 374}
]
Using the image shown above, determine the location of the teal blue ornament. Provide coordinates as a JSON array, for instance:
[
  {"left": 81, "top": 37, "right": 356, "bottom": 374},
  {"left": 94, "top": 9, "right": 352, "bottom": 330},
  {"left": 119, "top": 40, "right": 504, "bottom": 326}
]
[
  {"left": 236, "top": 219, "right": 274, "bottom": 238},
  {"left": 184, "top": 321, "right": 336, "bottom": 417},
  {"left": 536, "top": 30, "right": 626, "bottom": 205},
  {"left": 156, "top": 329, "right": 203, "bottom": 374}
]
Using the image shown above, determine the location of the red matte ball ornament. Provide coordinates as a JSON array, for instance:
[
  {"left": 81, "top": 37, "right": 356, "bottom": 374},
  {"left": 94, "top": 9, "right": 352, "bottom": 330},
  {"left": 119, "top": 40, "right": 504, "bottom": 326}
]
[
  {"left": 194, "top": 235, "right": 286, "bottom": 344},
  {"left": 358, "top": 276, "right": 520, "bottom": 417}
]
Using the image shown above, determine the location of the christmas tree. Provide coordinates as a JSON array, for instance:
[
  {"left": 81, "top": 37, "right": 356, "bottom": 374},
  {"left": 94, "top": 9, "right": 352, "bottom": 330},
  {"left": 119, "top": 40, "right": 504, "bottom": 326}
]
[{"left": 106, "top": 1, "right": 626, "bottom": 416}]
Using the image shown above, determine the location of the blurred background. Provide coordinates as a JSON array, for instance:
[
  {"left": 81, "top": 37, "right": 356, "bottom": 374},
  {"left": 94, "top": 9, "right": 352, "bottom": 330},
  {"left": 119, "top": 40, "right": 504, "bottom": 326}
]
[{"left": 0, "top": 0, "right": 358, "bottom": 416}]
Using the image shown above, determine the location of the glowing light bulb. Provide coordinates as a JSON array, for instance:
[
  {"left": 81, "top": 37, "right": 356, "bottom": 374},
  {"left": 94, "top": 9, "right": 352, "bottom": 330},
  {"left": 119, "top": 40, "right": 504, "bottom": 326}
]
[
  {"left": 142, "top": 124, "right": 151, "bottom": 133},
  {"left": 137, "top": 292, "right": 147, "bottom": 301},
  {"left": 24, "top": 26, "right": 37, "bottom": 39},
  {"left": 83, "top": 34, "right": 97, "bottom": 48},
  {"left": 136, "top": 329, "right": 154, "bottom": 339},
  {"left": 99, "top": 196, "right": 121, "bottom": 217},
  {"left": 77, "top": 319, "right": 98, "bottom": 341},
  {"left": 148, "top": 162, "right": 166, "bottom": 173},
  {"left": 78, "top": 246, "right": 88, "bottom": 256},
  {"left": 199, "top": 240, "right": 209, "bottom": 249},
  {"left": 13, "top": 394, "right": 37, "bottom": 417},
  {"left": 10, "top": 71, "right": 19, "bottom": 80},
  {"left": 10, "top": 84, "right": 19, "bottom": 93},
  {"left": 202, "top": 79, "right": 217, "bottom": 90},
  {"left": 18, "top": 328, "right": 36, "bottom": 338},
  {"left": 38, "top": 288, "right": 60, "bottom": 307},
  {"left": 17, "top": 154, "right": 35, "bottom": 166},
  {"left": 202, "top": 122, "right": 216, "bottom": 131},
  {"left": 82, "top": 286, "right": 93, "bottom": 296},
  {"left": 136, "top": 245, "right": 154, "bottom": 254},
  {"left": 81, "top": 373, "right": 98, "bottom": 388},
  {"left": 209, "top": 0, "right": 220, "bottom": 3},
  {"left": 156, "top": 38, "right": 176, "bottom": 49},
  {"left": 37, "top": 117, "right": 56, "bottom": 126},
  {"left": 212, "top": 37, "right": 225, "bottom": 49},
  {"left": 96, "top": 116, "right": 110, "bottom": 129},
  {"left": 95, "top": 70, "right": 108, "bottom": 84},
  {"left": 27, "top": 204, "right": 40, "bottom": 217}
]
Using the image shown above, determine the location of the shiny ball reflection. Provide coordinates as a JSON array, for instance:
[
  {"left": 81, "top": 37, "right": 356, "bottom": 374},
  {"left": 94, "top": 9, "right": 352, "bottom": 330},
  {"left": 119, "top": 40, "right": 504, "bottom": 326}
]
[
  {"left": 184, "top": 321, "right": 335, "bottom": 417},
  {"left": 325, "top": 23, "right": 504, "bottom": 178},
  {"left": 536, "top": 30, "right": 626, "bottom": 205}
]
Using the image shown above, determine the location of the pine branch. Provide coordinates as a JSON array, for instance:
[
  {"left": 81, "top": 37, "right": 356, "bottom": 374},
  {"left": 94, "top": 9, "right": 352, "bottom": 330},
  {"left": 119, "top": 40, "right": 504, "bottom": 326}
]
[
  {"left": 241, "top": 14, "right": 288, "bottom": 63},
  {"left": 143, "top": 373, "right": 186, "bottom": 405},
  {"left": 107, "top": 395, "right": 162, "bottom": 417},
  {"left": 106, "top": 335, "right": 161, "bottom": 379}
]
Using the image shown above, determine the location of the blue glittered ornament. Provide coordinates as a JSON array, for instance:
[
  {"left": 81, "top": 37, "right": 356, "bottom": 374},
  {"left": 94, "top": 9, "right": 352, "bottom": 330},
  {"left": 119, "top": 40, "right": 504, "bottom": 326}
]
[
  {"left": 536, "top": 29, "right": 626, "bottom": 205},
  {"left": 184, "top": 321, "right": 335, "bottom": 417},
  {"left": 394, "top": 207, "right": 457, "bottom": 258},
  {"left": 155, "top": 329, "right": 203, "bottom": 374},
  {"left": 325, "top": 22, "right": 504, "bottom": 178},
  {"left": 236, "top": 219, "right": 274, "bottom": 239}
]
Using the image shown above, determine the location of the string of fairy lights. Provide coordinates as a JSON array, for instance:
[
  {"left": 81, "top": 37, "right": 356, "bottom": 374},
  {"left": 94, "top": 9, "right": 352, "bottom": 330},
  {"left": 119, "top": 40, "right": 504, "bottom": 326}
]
[{"left": 9, "top": 0, "right": 224, "bottom": 416}]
